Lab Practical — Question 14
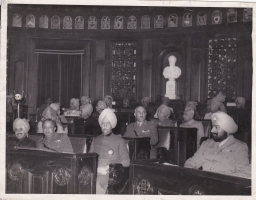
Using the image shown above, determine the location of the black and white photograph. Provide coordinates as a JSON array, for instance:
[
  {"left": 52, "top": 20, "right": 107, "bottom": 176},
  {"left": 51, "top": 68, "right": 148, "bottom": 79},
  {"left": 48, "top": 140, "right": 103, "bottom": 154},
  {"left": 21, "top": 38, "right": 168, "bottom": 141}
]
[{"left": 3, "top": 0, "right": 254, "bottom": 197}]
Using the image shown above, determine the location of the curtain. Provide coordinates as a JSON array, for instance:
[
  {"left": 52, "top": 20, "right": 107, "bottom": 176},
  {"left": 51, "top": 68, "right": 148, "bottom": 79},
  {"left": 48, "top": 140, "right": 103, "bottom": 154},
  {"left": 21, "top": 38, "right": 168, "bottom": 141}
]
[
  {"left": 37, "top": 54, "right": 59, "bottom": 106},
  {"left": 60, "top": 55, "right": 82, "bottom": 108}
]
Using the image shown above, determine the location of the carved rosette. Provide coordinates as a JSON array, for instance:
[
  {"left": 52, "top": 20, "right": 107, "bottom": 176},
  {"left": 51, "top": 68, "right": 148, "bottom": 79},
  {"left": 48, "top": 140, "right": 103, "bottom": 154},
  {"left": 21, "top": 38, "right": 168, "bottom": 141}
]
[
  {"left": 187, "top": 185, "right": 205, "bottom": 195},
  {"left": 108, "top": 164, "right": 124, "bottom": 185},
  {"left": 78, "top": 165, "right": 92, "bottom": 185},
  {"left": 135, "top": 177, "right": 153, "bottom": 195},
  {"left": 8, "top": 162, "right": 24, "bottom": 180},
  {"left": 53, "top": 167, "right": 71, "bottom": 186}
]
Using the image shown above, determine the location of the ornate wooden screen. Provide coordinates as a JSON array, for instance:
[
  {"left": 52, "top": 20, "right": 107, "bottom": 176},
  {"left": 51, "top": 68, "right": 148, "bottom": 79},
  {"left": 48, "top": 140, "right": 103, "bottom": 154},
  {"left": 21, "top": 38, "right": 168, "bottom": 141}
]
[
  {"left": 208, "top": 38, "right": 237, "bottom": 99},
  {"left": 111, "top": 42, "right": 137, "bottom": 100}
]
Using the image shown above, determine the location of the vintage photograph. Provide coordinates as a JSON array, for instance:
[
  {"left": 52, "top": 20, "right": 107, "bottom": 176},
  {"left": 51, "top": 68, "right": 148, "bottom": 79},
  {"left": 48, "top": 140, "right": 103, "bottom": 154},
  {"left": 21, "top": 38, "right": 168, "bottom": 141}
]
[{"left": 5, "top": 3, "right": 252, "bottom": 195}]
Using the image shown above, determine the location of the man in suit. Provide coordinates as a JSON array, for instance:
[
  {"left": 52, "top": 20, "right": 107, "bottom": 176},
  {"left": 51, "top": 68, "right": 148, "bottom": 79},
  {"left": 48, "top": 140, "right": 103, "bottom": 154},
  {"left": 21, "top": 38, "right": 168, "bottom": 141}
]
[
  {"left": 89, "top": 108, "right": 130, "bottom": 194},
  {"left": 184, "top": 112, "right": 251, "bottom": 178},
  {"left": 180, "top": 109, "right": 204, "bottom": 149},
  {"left": 123, "top": 106, "right": 158, "bottom": 158}
]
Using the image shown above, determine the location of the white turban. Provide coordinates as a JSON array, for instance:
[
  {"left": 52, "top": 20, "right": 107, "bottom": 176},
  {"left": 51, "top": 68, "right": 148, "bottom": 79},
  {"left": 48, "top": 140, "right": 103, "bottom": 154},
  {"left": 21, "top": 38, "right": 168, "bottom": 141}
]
[
  {"left": 13, "top": 118, "right": 30, "bottom": 133},
  {"left": 98, "top": 108, "right": 117, "bottom": 129},
  {"left": 211, "top": 112, "right": 238, "bottom": 134},
  {"left": 185, "top": 101, "right": 198, "bottom": 111},
  {"left": 50, "top": 103, "right": 60, "bottom": 111}
]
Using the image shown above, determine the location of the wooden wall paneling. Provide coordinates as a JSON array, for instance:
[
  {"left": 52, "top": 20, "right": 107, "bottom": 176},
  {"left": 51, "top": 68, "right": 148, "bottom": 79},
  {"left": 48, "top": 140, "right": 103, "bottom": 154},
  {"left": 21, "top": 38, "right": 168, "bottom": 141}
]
[
  {"left": 27, "top": 38, "right": 37, "bottom": 115},
  {"left": 14, "top": 60, "right": 24, "bottom": 95},
  {"left": 241, "top": 38, "right": 252, "bottom": 100},
  {"left": 105, "top": 40, "right": 111, "bottom": 99},
  {"left": 82, "top": 41, "right": 91, "bottom": 98},
  {"left": 142, "top": 39, "right": 152, "bottom": 100},
  {"left": 90, "top": 40, "right": 106, "bottom": 101}
]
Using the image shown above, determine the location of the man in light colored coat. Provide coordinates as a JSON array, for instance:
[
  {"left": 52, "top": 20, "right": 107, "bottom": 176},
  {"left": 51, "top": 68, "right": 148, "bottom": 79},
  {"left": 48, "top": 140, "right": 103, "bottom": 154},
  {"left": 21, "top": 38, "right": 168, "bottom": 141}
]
[{"left": 184, "top": 111, "right": 251, "bottom": 178}]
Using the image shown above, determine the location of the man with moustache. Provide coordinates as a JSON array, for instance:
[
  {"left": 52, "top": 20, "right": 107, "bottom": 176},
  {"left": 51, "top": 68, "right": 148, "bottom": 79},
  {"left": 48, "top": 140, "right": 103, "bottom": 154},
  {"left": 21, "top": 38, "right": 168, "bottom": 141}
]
[
  {"left": 89, "top": 108, "right": 130, "bottom": 194},
  {"left": 37, "top": 119, "right": 73, "bottom": 153},
  {"left": 123, "top": 106, "right": 158, "bottom": 158},
  {"left": 184, "top": 112, "right": 251, "bottom": 178},
  {"left": 7, "top": 118, "right": 36, "bottom": 149}
]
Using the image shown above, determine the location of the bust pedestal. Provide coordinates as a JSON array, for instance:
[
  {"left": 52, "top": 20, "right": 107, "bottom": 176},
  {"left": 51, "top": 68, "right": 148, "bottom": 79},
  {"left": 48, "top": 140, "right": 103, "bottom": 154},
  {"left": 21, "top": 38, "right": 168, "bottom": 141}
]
[{"left": 165, "top": 80, "right": 177, "bottom": 99}]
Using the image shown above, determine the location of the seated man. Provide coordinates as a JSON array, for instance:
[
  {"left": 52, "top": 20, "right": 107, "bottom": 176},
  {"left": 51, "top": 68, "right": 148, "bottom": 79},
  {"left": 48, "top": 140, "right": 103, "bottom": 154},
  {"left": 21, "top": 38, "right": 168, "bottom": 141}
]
[
  {"left": 141, "top": 97, "right": 155, "bottom": 121},
  {"left": 64, "top": 98, "right": 81, "bottom": 116},
  {"left": 122, "top": 97, "right": 130, "bottom": 108},
  {"left": 180, "top": 109, "right": 204, "bottom": 149},
  {"left": 37, "top": 97, "right": 52, "bottom": 121},
  {"left": 184, "top": 112, "right": 251, "bottom": 178},
  {"left": 80, "top": 96, "right": 93, "bottom": 119},
  {"left": 7, "top": 118, "right": 36, "bottom": 149},
  {"left": 37, "top": 106, "right": 67, "bottom": 134},
  {"left": 151, "top": 105, "right": 176, "bottom": 127},
  {"left": 37, "top": 119, "right": 73, "bottom": 153},
  {"left": 123, "top": 106, "right": 158, "bottom": 158},
  {"left": 104, "top": 95, "right": 113, "bottom": 108},
  {"left": 204, "top": 92, "right": 227, "bottom": 119},
  {"left": 89, "top": 108, "right": 130, "bottom": 194},
  {"left": 154, "top": 97, "right": 174, "bottom": 118},
  {"left": 185, "top": 101, "right": 200, "bottom": 119}
]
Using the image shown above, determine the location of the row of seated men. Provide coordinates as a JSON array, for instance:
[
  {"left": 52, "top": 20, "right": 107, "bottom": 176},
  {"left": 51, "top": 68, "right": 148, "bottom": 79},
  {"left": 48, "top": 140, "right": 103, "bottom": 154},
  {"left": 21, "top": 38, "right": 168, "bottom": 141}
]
[
  {"left": 7, "top": 105, "right": 251, "bottom": 194},
  {"left": 34, "top": 91, "right": 251, "bottom": 149}
]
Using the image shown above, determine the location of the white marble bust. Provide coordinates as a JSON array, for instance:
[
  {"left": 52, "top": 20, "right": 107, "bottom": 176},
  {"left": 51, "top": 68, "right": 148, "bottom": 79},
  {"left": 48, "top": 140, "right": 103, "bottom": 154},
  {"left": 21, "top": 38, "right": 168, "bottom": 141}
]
[{"left": 163, "top": 55, "right": 181, "bottom": 81}]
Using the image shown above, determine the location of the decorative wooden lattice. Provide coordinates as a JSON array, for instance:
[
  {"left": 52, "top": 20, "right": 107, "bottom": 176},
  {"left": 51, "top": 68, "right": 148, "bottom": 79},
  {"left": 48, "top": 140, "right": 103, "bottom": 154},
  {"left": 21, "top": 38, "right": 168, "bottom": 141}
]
[
  {"left": 208, "top": 38, "right": 237, "bottom": 100},
  {"left": 111, "top": 42, "right": 137, "bottom": 100}
]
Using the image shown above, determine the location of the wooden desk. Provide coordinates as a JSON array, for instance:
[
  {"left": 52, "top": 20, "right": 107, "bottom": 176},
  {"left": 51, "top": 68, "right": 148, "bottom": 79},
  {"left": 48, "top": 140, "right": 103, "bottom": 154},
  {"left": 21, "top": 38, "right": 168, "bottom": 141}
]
[
  {"left": 129, "top": 159, "right": 251, "bottom": 195},
  {"left": 156, "top": 127, "right": 197, "bottom": 166},
  {"left": 6, "top": 149, "right": 98, "bottom": 194},
  {"left": 123, "top": 137, "right": 151, "bottom": 160}
]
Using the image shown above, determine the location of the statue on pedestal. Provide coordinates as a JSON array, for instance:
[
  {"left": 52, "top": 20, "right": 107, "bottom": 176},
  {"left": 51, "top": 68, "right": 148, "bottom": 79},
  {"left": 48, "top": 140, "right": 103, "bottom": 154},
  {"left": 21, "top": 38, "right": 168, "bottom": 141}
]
[{"left": 163, "top": 55, "right": 181, "bottom": 99}]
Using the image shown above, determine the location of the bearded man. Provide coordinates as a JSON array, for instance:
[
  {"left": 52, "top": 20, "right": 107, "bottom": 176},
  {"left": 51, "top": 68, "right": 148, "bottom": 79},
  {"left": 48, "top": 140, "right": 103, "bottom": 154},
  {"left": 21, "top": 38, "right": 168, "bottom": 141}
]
[
  {"left": 89, "top": 108, "right": 130, "bottom": 194},
  {"left": 184, "top": 112, "right": 251, "bottom": 178}
]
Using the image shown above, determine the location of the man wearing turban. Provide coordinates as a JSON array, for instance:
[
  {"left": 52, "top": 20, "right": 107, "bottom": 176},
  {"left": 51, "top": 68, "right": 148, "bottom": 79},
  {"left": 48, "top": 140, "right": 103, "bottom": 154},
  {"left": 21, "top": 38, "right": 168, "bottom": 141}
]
[
  {"left": 152, "top": 105, "right": 176, "bottom": 127},
  {"left": 123, "top": 106, "right": 158, "bottom": 158},
  {"left": 37, "top": 106, "right": 67, "bottom": 134},
  {"left": 7, "top": 118, "right": 36, "bottom": 149},
  {"left": 180, "top": 109, "right": 204, "bottom": 149},
  {"left": 89, "top": 108, "right": 130, "bottom": 194},
  {"left": 184, "top": 112, "right": 251, "bottom": 178},
  {"left": 204, "top": 92, "right": 227, "bottom": 119}
]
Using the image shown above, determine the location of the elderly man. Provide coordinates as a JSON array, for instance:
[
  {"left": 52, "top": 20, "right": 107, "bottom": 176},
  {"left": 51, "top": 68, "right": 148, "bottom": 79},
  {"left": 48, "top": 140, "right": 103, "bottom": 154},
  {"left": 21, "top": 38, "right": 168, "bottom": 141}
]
[
  {"left": 180, "top": 109, "right": 204, "bottom": 149},
  {"left": 64, "top": 98, "right": 81, "bottom": 116},
  {"left": 204, "top": 92, "right": 227, "bottom": 119},
  {"left": 37, "top": 106, "right": 67, "bottom": 134},
  {"left": 89, "top": 108, "right": 130, "bottom": 194},
  {"left": 152, "top": 105, "right": 176, "bottom": 127},
  {"left": 79, "top": 96, "right": 93, "bottom": 119},
  {"left": 141, "top": 97, "right": 155, "bottom": 121},
  {"left": 104, "top": 95, "right": 113, "bottom": 108},
  {"left": 123, "top": 106, "right": 158, "bottom": 158},
  {"left": 7, "top": 118, "right": 36, "bottom": 149},
  {"left": 184, "top": 112, "right": 251, "bottom": 178},
  {"left": 154, "top": 97, "right": 173, "bottom": 118},
  {"left": 37, "top": 119, "right": 73, "bottom": 153},
  {"left": 96, "top": 100, "right": 107, "bottom": 114}
]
